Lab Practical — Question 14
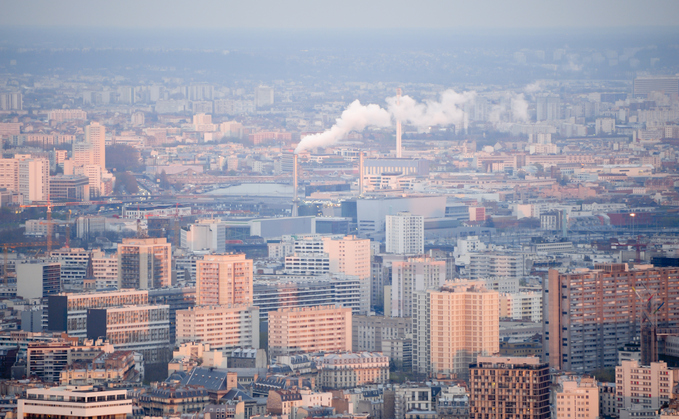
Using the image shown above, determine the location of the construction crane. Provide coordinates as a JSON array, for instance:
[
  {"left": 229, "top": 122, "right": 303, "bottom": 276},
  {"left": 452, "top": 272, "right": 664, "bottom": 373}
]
[{"left": 633, "top": 281, "right": 665, "bottom": 365}]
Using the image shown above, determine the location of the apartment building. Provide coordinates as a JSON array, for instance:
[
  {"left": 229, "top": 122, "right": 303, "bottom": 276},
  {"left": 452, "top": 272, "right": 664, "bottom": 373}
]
[
  {"left": 48, "top": 290, "right": 149, "bottom": 337},
  {"left": 268, "top": 305, "right": 352, "bottom": 358},
  {"left": 86, "top": 304, "right": 170, "bottom": 363},
  {"left": 555, "top": 376, "right": 599, "bottom": 419},
  {"left": 16, "top": 260, "right": 61, "bottom": 300},
  {"left": 413, "top": 282, "right": 499, "bottom": 377},
  {"left": 386, "top": 211, "right": 424, "bottom": 255},
  {"left": 468, "top": 252, "right": 526, "bottom": 280},
  {"left": 176, "top": 305, "right": 259, "bottom": 353},
  {"left": 391, "top": 256, "right": 446, "bottom": 318},
  {"left": 196, "top": 254, "right": 253, "bottom": 306},
  {"left": 469, "top": 356, "right": 550, "bottom": 419},
  {"left": 544, "top": 264, "right": 679, "bottom": 372},
  {"left": 117, "top": 238, "right": 171, "bottom": 289},
  {"left": 616, "top": 360, "right": 678, "bottom": 419},
  {"left": 254, "top": 274, "right": 364, "bottom": 318},
  {"left": 315, "top": 352, "right": 389, "bottom": 389}
]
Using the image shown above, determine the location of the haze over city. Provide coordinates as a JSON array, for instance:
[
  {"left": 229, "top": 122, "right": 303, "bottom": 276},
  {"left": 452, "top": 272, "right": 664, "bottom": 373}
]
[{"left": 0, "top": 1, "right": 679, "bottom": 419}]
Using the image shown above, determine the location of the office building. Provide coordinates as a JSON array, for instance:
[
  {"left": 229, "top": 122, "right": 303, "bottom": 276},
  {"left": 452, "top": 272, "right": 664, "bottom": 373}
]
[
  {"left": 268, "top": 305, "right": 352, "bottom": 358},
  {"left": 633, "top": 76, "right": 679, "bottom": 98},
  {"left": 50, "top": 175, "right": 90, "bottom": 202},
  {"left": 18, "top": 387, "right": 132, "bottom": 419},
  {"left": 196, "top": 254, "right": 253, "bottom": 306},
  {"left": 176, "top": 305, "right": 259, "bottom": 353},
  {"left": 315, "top": 352, "right": 389, "bottom": 389},
  {"left": 391, "top": 256, "right": 445, "bottom": 318},
  {"left": 87, "top": 304, "right": 170, "bottom": 363},
  {"left": 117, "top": 238, "right": 172, "bottom": 289},
  {"left": 16, "top": 260, "right": 61, "bottom": 300},
  {"left": 544, "top": 265, "right": 679, "bottom": 372},
  {"left": 469, "top": 356, "right": 550, "bottom": 419},
  {"left": 48, "top": 290, "right": 149, "bottom": 337},
  {"left": 413, "top": 282, "right": 499, "bottom": 376},
  {"left": 555, "top": 376, "right": 599, "bottom": 419},
  {"left": 84, "top": 122, "right": 105, "bottom": 169},
  {"left": 615, "top": 360, "right": 678, "bottom": 419},
  {"left": 386, "top": 212, "right": 424, "bottom": 255},
  {"left": 181, "top": 219, "right": 226, "bottom": 253}
]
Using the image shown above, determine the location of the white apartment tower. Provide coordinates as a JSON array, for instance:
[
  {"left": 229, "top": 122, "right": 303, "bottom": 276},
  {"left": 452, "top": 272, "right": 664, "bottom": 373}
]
[
  {"left": 85, "top": 122, "right": 105, "bottom": 169},
  {"left": 386, "top": 211, "right": 424, "bottom": 255}
]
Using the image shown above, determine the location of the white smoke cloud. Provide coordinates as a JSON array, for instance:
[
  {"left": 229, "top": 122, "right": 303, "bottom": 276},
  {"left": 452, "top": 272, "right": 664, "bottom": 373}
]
[
  {"left": 294, "top": 89, "right": 477, "bottom": 153},
  {"left": 386, "top": 89, "right": 476, "bottom": 129},
  {"left": 524, "top": 81, "right": 543, "bottom": 94},
  {"left": 510, "top": 93, "right": 529, "bottom": 122},
  {"left": 294, "top": 100, "right": 392, "bottom": 154}
]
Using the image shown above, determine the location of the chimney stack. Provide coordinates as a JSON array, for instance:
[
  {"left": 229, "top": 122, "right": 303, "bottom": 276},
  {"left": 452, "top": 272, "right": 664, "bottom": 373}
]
[
  {"left": 292, "top": 153, "right": 299, "bottom": 217},
  {"left": 396, "top": 88, "right": 402, "bottom": 158},
  {"left": 358, "top": 152, "right": 364, "bottom": 197}
]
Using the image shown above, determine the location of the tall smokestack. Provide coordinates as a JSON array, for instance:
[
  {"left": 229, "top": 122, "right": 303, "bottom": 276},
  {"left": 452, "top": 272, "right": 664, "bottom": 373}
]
[
  {"left": 292, "top": 154, "right": 298, "bottom": 217},
  {"left": 396, "top": 88, "right": 402, "bottom": 158},
  {"left": 358, "top": 152, "right": 364, "bottom": 197}
]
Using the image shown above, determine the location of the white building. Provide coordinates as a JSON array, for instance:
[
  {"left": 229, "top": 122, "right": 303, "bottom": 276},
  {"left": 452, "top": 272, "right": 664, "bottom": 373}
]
[
  {"left": 386, "top": 212, "right": 424, "bottom": 255},
  {"left": 18, "top": 386, "right": 132, "bottom": 419},
  {"left": 176, "top": 305, "right": 259, "bottom": 353},
  {"left": 391, "top": 256, "right": 445, "bottom": 318},
  {"left": 181, "top": 219, "right": 226, "bottom": 253}
]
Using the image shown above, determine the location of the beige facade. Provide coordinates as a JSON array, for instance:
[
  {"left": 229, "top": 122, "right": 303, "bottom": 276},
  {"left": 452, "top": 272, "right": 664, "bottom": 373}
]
[
  {"left": 616, "top": 360, "right": 678, "bottom": 415},
  {"left": 19, "top": 158, "right": 49, "bottom": 203},
  {"left": 545, "top": 265, "right": 679, "bottom": 372},
  {"left": 556, "top": 376, "right": 599, "bottom": 419},
  {"left": 176, "top": 305, "right": 259, "bottom": 352},
  {"left": 196, "top": 254, "right": 253, "bottom": 306},
  {"left": 322, "top": 235, "right": 371, "bottom": 279},
  {"left": 85, "top": 122, "right": 105, "bottom": 169},
  {"left": 268, "top": 305, "right": 352, "bottom": 358},
  {"left": 315, "top": 352, "right": 389, "bottom": 389},
  {"left": 117, "top": 238, "right": 171, "bottom": 289},
  {"left": 18, "top": 387, "right": 131, "bottom": 419},
  {"left": 416, "top": 282, "right": 499, "bottom": 376}
]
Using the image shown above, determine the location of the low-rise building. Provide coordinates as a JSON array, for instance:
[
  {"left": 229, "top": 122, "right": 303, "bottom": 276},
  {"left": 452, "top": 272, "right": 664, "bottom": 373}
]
[
  {"left": 18, "top": 386, "right": 132, "bottom": 419},
  {"left": 315, "top": 352, "right": 389, "bottom": 390}
]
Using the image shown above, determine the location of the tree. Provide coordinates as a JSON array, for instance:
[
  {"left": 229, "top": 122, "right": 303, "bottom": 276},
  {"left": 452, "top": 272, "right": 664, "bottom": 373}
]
[
  {"left": 158, "top": 170, "right": 171, "bottom": 189},
  {"left": 106, "top": 144, "right": 144, "bottom": 172},
  {"left": 114, "top": 171, "right": 139, "bottom": 195}
]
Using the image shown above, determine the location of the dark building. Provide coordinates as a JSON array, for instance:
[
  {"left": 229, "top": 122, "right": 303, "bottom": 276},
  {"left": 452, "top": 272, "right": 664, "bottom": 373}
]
[
  {"left": 148, "top": 287, "right": 196, "bottom": 343},
  {"left": 49, "top": 175, "right": 89, "bottom": 202},
  {"left": 469, "top": 356, "right": 550, "bottom": 419}
]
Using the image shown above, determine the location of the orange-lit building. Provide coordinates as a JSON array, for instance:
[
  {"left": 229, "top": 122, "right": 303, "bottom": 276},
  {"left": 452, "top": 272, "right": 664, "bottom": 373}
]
[{"left": 196, "top": 254, "right": 253, "bottom": 306}]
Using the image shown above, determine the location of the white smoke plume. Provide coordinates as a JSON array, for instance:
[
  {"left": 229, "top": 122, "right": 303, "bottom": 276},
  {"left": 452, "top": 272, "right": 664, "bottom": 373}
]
[
  {"left": 294, "top": 100, "right": 391, "bottom": 153},
  {"left": 386, "top": 89, "right": 476, "bottom": 129},
  {"left": 510, "top": 93, "right": 529, "bottom": 122}
]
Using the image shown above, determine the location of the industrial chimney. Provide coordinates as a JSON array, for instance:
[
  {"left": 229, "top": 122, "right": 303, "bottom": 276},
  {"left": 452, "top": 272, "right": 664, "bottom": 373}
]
[
  {"left": 396, "top": 88, "right": 402, "bottom": 158},
  {"left": 358, "top": 151, "right": 364, "bottom": 197},
  {"left": 292, "top": 153, "right": 299, "bottom": 217}
]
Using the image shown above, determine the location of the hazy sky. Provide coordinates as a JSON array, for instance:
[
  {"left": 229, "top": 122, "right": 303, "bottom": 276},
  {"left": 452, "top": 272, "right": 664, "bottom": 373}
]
[{"left": 2, "top": 0, "right": 679, "bottom": 29}]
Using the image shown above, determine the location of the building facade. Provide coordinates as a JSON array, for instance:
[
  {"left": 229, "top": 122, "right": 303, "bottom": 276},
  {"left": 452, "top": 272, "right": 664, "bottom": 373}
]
[
  {"left": 117, "top": 238, "right": 172, "bottom": 289},
  {"left": 196, "top": 254, "right": 253, "bottom": 306},
  {"left": 176, "top": 305, "right": 259, "bottom": 353}
]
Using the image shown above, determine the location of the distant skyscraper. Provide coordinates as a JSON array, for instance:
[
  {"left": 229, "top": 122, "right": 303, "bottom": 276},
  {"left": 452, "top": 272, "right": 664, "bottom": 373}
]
[
  {"left": 117, "top": 238, "right": 171, "bottom": 289},
  {"left": 536, "top": 95, "right": 560, "bottom": 121},
  {"left": 255, "top": 86, "right": 274, "bottom": 108},
  {"left": 386, "top": 211, "right": 424, "bottom": 255},
  {"left": 85, "top": 122, "right": 105, "bottom": 169},
  {"left": 195, "top": 254, "right": 253, "bottom": 306}
]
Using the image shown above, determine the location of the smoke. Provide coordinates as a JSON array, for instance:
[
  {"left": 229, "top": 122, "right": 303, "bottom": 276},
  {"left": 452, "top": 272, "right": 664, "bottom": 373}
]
[
  {"left": 294, "top": 100, "right": 391, "bottom": 153},
  {"left": 294, "top": 89, "right": 476, "bottom": 153},
  {"left": 510, "top": 93, "right": 529, "bottom": 122},
  {"left": 386, "top": 89, "right": 476, "bottom": 129}
]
